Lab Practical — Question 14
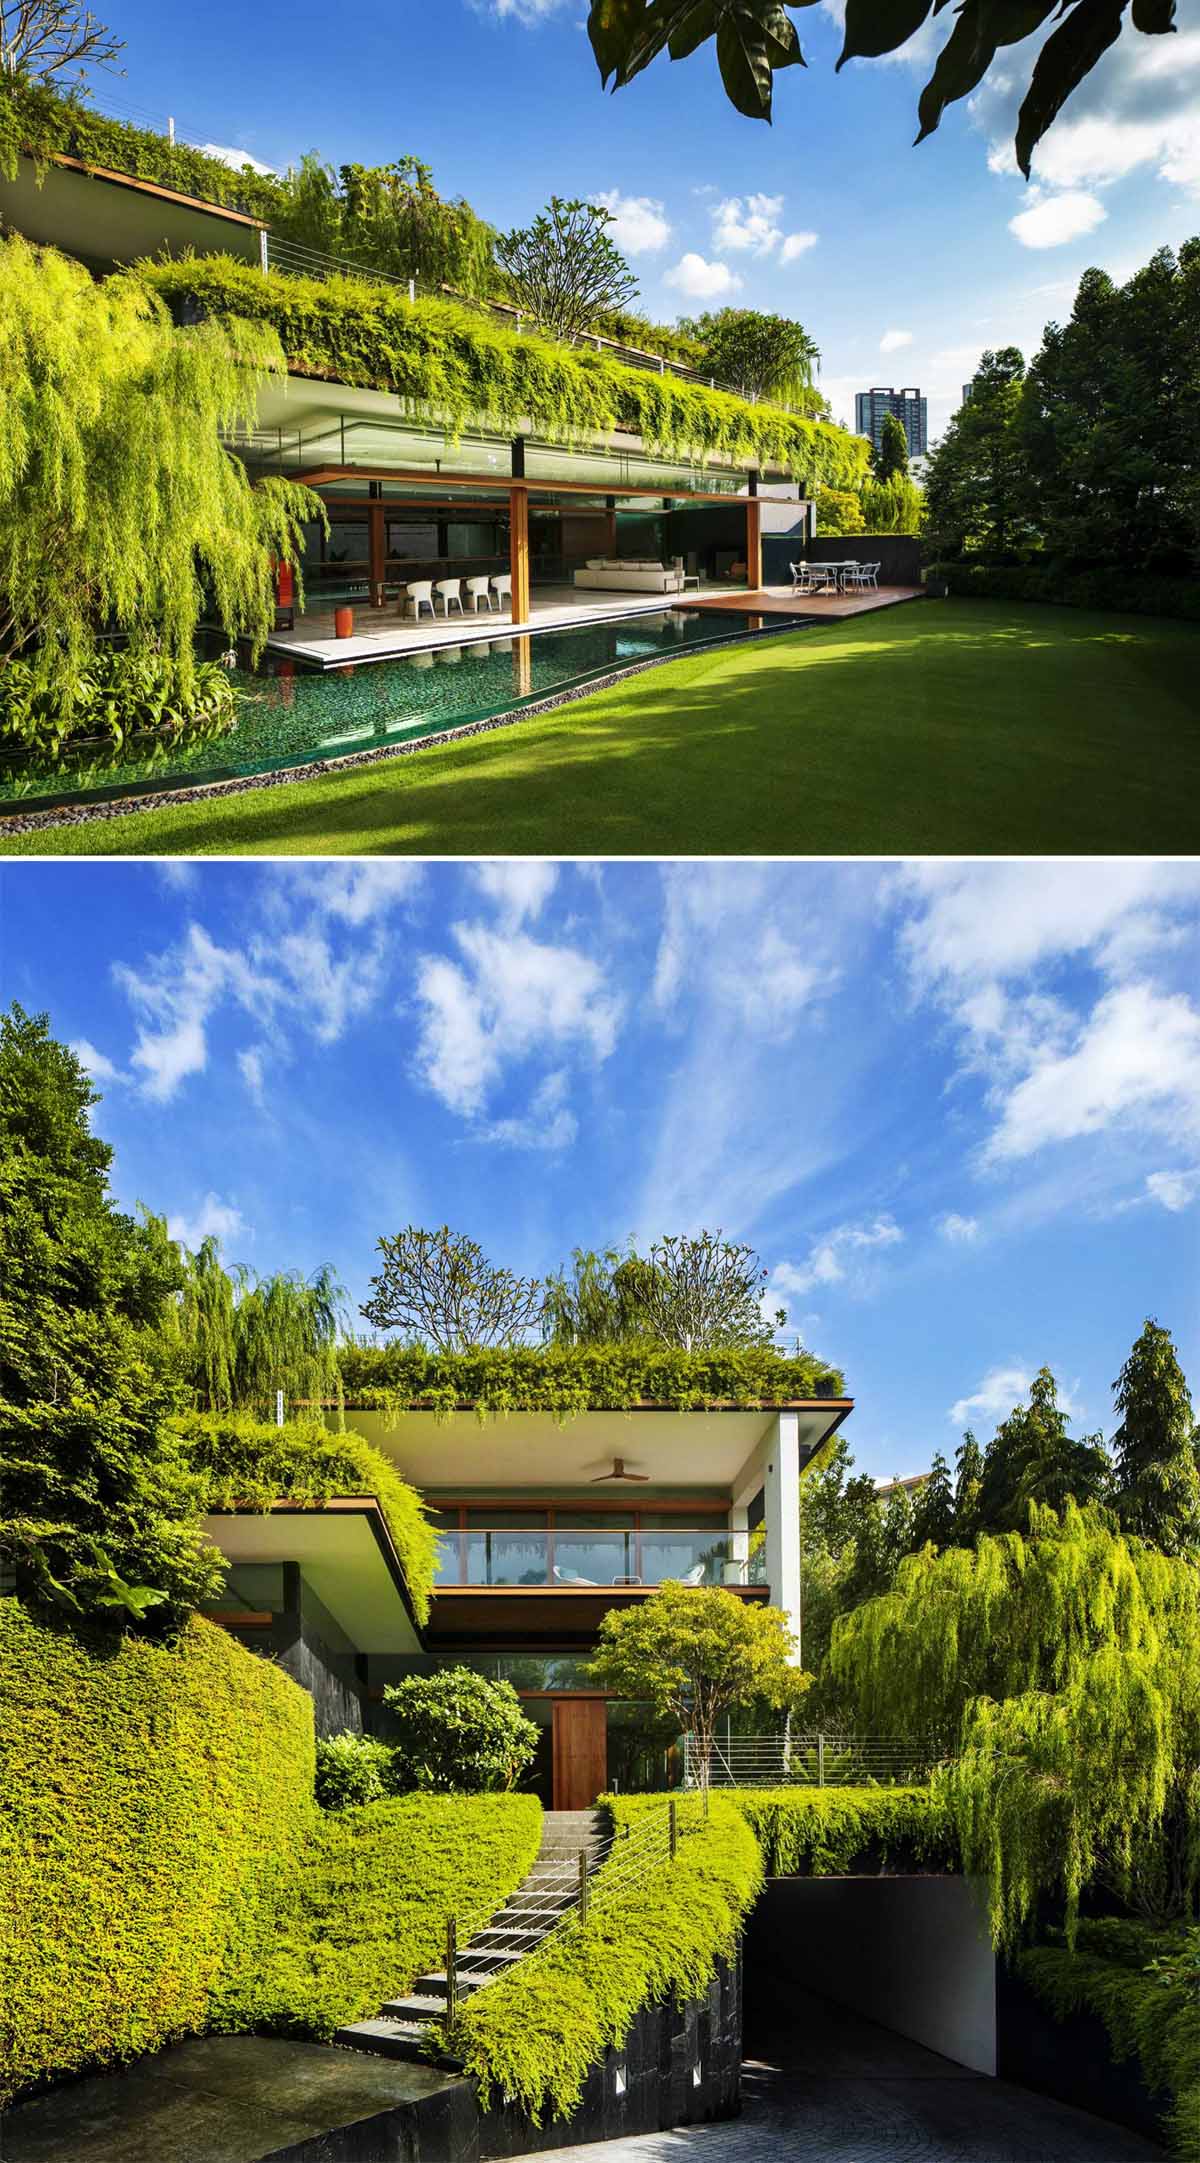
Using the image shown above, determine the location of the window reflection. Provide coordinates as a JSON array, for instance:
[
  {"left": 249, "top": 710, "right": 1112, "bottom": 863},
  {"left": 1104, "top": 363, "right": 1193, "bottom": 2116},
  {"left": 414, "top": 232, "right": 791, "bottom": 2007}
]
[{"left": 431, "top": 1508, "right": 734, "bottom": 1585}]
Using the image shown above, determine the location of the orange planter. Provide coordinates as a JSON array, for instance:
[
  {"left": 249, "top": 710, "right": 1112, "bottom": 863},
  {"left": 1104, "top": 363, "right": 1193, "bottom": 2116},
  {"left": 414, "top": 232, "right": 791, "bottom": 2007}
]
[{"left": 334, "top": 606, "right": 354, "bottom": 639}]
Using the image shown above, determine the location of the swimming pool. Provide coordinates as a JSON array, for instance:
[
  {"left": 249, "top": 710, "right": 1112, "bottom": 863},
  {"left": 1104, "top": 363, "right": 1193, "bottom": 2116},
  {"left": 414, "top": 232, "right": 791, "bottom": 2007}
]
[{"left": 0, "top": 609, "right": 795, "bottom": 811}]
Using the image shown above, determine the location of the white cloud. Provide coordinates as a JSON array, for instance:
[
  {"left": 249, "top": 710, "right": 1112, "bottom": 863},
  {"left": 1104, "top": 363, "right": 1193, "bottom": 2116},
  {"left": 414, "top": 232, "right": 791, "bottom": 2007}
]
[
  {"left": 238, "top": 1047, "right": 266, "bottom": 1104},
  {"left": 267, "top": 863, "right": 422, "bottom": 927},
  {"left": 114, "top": 924, "right": 274, "bottom": 1103},
  {"left": 471, "top": 861, "right": 558, "bottom": 925},
  {"left": 709, "top": 193, "right": 815, "bottom": 265},
  {"left": 880, "top": 328, "right": 914, "bottom": 353},
  {"left": 413, "top": 923, "right": 623, "bottom": 1119},
  {"left": 950, "top": 1364, "right": 1082, "bottom": 1427},
  {"left": 167, "top": 1192, "right": 247, "bottom": 1254},
  {"left": 664, "top": 252, "right": 742, "bottom": 300},
  {"left": 480, "top": 1069, "right": 578, "bottom": 1152},
  {"left": 779, "top": 230, "right": 818, "bottom": 264},
  {"left": 196, "top": 143, "right": 274, "bottom": 176},
  {"left": 978, "top": 27, "right": 1200, "bottom": 202},
  {"left": 939, "top": 1213, "right": 979, "bottom": 1243},
  {"left": 772, "top": 1216, "right": 903, "bottom": 1298},
  {"left": 896, "top": 862, "right": 1200, "bottom": 990},
  {"left": 270, "top": 925, "right": 389, "bottom": 1046},
  {"left": 1008, "top": 188, "right": 1106, "bottom": 249},
  {"left": 986, "top": 985, "right": 1200, "bottom": 1164},
  {"left": 1145, "top": 1169, "right": 1199, "bottom": 1213},
  {"left": 478, "top": 0, "right": 571, "bottom": 17},
  {"left": 592, "top": 189, "right": 672, "bottom": 255},
  {"left": 70, "top": 1038, "right": 123, "bottom": 1085}
]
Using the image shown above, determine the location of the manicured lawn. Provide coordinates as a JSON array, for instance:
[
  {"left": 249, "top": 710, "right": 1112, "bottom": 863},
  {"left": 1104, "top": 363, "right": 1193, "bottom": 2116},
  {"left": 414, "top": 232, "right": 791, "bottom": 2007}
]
[{"left": 3, "top": 599, "right": 1198, "bottom": 856}]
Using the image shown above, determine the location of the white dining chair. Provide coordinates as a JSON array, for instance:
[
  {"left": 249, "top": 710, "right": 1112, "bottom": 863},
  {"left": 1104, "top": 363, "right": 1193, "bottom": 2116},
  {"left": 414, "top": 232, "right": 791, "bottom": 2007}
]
[
  {"left": 406, "top": 579, "right": 435, "bottom": 621},
  {"left": 434, "top": 578, "right": 464, "bottom": 617},
  {"left": 491, "top": 573, "right": 512, "bottom": 611},
  {"left": 465, "top": 575, "right": 495, "bottom": 614}
]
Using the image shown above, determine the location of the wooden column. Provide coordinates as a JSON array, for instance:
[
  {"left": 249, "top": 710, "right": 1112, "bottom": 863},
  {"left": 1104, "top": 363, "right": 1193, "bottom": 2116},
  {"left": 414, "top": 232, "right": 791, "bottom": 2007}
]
[
  {"left": 509, "top": 482, "right": 531, "bottom": 626},
  {"left": 604, "top": 493, "right": 617, "bottom": 556},
  {"left": 368, "top": 483, "right": 386, "bottom": 608},
  {"left": 745, "top": 494, "right": 762, "bottom": 593},
  {"left": 513, "top": 633, "right": 532, "bottom": 700}
]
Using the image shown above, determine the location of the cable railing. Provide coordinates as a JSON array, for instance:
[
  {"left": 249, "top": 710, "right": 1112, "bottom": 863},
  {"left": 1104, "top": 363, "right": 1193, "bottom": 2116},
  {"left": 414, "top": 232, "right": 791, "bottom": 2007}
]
[{"left": 683, "top": 1733, "right": 950, "bottom": 1790}]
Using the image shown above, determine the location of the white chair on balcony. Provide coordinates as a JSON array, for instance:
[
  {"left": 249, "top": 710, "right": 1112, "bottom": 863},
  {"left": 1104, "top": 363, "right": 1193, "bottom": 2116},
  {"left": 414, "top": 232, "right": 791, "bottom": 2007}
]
[
  {"left": 406, "top": 579, "right": 435, "bottom": 622},
  {"left": 553, "top": 1565, "right": 597, "bottom": 1586},
  {"left": 465, "top": 575, "right": 495, "bottom": 614},
  {"left": 435, "top": 577, "right": 464, "bottom": 617},
  {"left": 491, "top": 573, "right": 512, "bottom": 612},
  {"left": 679, "top": 1562, "right": 707, "bottom": 1586}
]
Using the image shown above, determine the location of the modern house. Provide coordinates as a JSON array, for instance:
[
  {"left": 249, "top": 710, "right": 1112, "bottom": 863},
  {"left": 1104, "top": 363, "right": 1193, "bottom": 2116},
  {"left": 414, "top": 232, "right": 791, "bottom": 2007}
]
[
  {"left": 203, "top": 1385, "right": 851, "bottom": 1809},
  {"left": 2, "top": 90, "right": 870, "bottom": 670}
]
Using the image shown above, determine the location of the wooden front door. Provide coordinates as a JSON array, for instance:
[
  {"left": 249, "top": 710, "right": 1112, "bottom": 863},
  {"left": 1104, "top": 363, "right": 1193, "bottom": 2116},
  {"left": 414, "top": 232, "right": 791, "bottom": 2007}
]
[{"left": 552, "top": 1697, "right": 607, "bottom": 1812}]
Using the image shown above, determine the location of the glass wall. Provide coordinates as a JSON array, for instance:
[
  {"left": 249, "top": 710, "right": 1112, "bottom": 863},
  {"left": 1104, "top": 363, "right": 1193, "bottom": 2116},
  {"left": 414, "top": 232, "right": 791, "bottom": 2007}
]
[{"left": 430, "top": 1506, "right": 730, "bottom": 1586}]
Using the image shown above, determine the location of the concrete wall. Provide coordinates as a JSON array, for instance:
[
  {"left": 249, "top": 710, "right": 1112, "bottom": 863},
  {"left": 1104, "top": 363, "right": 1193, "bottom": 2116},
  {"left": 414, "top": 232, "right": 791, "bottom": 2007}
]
[{"left": 746, "top": 1877, "right": 996, "bottom": 2075}]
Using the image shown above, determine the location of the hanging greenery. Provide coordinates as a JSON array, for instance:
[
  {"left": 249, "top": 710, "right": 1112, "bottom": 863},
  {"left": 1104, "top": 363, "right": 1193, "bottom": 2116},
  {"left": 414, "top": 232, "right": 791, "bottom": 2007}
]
[
  {"left": 169, "top": 1233, "right": 346, "bottom": 1424},
  {"left": 138, "top": 256, "right": 871, "bottom": 491},
  {"left": 830, "top": 1502, "right": 1200, "bottom": 1944},
  {"left": 0, "top": 75, "right": 284, "bottom": 218},
  {"left": 337, "top": 1341, "right": 845, "bottom": 1422},
  {"left": 0, "top": 234, "right": 319, "bottom": 712}
]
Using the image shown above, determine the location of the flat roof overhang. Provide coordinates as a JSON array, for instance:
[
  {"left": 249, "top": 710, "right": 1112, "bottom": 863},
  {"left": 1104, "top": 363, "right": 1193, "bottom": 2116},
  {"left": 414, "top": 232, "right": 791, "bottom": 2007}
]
[
  {"left": 0, "top": 153, "right": 265, "bottom": 268},
  {"left": 337, "top": 1401, "right": 852, "bottom": 1494},
  {"left": 204, "top": 1497, "right": 423, "bottom": 1654},
  {"left": 425, "top": 1580, "right": 770, "bottom": 1652}
]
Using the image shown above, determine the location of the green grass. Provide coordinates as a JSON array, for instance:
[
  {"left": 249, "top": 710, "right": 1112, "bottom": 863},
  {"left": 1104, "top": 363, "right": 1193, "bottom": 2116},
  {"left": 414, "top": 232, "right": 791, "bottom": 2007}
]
[{"left": 3, "top": 599, "right": 1197, "bottom": 856}]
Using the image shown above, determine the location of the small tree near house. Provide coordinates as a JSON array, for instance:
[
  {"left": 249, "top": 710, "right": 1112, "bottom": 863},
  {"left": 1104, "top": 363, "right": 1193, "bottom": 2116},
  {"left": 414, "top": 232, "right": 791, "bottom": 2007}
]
[{"left": 587, "top": 1581, "right": 808, "bottom": 1789}]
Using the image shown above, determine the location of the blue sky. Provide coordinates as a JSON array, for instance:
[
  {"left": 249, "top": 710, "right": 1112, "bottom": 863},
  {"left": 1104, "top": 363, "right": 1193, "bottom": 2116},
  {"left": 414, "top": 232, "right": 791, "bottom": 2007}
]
[
  {"left": 4, "top": 859, "right": 1197, "bottom": 1480},
  {"left": 84, "top": 0, "right": 1200, "bottom": 435}
]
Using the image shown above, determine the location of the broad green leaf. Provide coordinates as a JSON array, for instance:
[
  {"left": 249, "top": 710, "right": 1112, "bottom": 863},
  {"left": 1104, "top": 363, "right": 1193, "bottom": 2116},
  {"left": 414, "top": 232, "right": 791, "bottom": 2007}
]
[
  {"left": 1015, "top": 0, "right": 1128, "bottom": 173},
  {"left": 915, "top": 0, "right": 1059, "bottom": 141},
  {"left": 669, "top": 2, "right": 721, "bottom": 59},
  {"left": 589, "top": 0, "right": 651, "bottom": 82},
  {"left": 717, "top": 7, "right": 805, "bottom": 119},
  {"left": 839, "top": 0, "right": 936, "bottom": 67},
  {"left": 1130, "top": 0, "right": 1174, "bottom": 29}
]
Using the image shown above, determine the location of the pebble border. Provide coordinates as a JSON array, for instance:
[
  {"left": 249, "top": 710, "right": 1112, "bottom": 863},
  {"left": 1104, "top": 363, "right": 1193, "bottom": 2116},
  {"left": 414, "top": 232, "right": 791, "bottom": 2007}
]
[{"left": 0, "top": 626, "right": 798, "bottom": 840}]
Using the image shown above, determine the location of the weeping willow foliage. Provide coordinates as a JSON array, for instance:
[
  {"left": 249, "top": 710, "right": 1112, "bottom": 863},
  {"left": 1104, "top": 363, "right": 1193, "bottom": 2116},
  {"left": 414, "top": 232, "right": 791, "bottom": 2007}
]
[
  {"left": 138, "top": 258, "right": 871, "bottom": 493},
  {"left": 171, "top": 1236, "right": 346, "bottom": 1424},
  {"left": 830, "top": 1503, "right": 1200, "bottom": 1945},
  {"left": 0, "top": 235, "right": 318, "bottom": 694}
]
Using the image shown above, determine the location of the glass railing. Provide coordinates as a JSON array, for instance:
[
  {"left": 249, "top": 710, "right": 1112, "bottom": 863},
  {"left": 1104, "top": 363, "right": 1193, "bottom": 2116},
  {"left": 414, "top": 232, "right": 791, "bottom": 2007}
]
[{"left": 432, "top": 1525, "right": 731, "bottom": 1588}]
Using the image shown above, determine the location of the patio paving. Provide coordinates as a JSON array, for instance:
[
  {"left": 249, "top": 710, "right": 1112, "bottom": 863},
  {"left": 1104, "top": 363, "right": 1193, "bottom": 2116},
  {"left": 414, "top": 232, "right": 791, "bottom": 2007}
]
[
  {"left": 266, "top": 583, "right": 746, "bottom": 669},
  {"left": 688, "top": 582, "right": 925, "bottom": 620}
]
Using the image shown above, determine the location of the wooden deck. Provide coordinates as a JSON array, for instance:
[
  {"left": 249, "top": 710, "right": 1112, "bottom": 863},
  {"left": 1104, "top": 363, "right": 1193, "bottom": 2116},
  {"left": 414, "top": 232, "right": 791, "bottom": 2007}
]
[{"left": 685, "top": 583, "right": 925, "bottom": 621}]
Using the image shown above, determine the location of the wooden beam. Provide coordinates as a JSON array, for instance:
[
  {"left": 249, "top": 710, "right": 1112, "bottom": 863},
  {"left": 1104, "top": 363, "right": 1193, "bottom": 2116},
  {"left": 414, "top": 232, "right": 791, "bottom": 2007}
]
[
  {"left": 295, "top": 464, "right": 755, "bottom": 506},
  {"left": 745, "top": 495, "right": 762, "bottom": 590},
  {"left": 367, "top": 497, "right": 386, "bottom": 607},
  {"left": 510, "top": 483, "right": 531, "bottom": 626}
]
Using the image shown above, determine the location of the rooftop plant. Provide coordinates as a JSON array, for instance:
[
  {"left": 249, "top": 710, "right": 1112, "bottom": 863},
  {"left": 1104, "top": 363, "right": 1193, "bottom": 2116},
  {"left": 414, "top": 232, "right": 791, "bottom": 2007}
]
[
  {"left": 137, "top": 256, "right": 871, "bottom": 491},
  {"left": 0, "top": 75, "right": 283, "bottom": 217},
  {"left": 727, "top": 1785, "right": 953, "bottom": 1877},
  {"left": 336, "top": 1340, "right": 845, "bottom": 1419}
]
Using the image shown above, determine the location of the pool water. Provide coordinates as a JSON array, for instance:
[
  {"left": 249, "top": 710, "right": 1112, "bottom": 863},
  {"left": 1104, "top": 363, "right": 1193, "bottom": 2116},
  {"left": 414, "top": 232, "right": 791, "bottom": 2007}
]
[{"left": 0, "top": 609, "right": 793, "bottom": 810}]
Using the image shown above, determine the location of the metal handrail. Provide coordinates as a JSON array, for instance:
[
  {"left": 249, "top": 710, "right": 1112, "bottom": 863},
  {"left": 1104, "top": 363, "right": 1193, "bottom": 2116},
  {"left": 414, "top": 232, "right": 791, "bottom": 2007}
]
[{"left": 682, "top": 1733, "right": 950, "bottom": 1789}]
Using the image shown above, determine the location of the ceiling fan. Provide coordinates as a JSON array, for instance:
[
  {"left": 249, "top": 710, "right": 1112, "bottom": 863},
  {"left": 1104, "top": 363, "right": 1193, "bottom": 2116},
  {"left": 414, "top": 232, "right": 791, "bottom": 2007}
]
[{"left": 590, "top": 1455, "right": 650, "bottom": 1484}]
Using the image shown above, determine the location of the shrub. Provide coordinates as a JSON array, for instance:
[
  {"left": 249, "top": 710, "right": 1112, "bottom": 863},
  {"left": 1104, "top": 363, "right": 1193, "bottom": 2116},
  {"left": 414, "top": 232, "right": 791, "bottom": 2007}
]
[
  {"left": 383, "top": 1669, "right": 540, "bottom": 1793},
  {"left": 174, "top": 1410, "right": 438, "bottom": 1625},
  {"left": 0, "top": 649, "right": 238, "bottom": 763},
  {"left": 336, "top": 1340, "right": 845, "bottom": 1419},
  {"left": 220, "top": 1793, "right": 543, "bottom": 2039},
  {"left": 726, "top": 1785, "right": 953, "bottom": 1876},
  {"left": 1018, "top": 1920, "right": 1200, "bottom": 2161},
  {"left": 925, "top": 561, "right": 1200, "bottom": 623},
  {"left": 0, "top": 1601, "right": 315, "bottom": 2105},
  {"left": 315, "top": 1731, "right": 392, "bottom": 1811},
  {"left": 455, "top": 1794, "right": 762, "bottom": 2122},
  {"left": 815, "top": 485, "right": 866, "bottom": 536}
]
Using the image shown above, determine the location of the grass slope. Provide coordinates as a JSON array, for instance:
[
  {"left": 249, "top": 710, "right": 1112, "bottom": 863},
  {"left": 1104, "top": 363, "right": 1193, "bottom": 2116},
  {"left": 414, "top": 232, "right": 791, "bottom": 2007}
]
[{"left": 3, "top": 601, "right": 1197, "bottom": 857}]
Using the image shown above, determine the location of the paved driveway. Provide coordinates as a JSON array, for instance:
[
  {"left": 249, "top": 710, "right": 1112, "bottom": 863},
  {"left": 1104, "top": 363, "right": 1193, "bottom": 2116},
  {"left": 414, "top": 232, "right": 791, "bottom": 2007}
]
[{"left": 541, "top": 1989, "right": 1167, "bottom": 2163}]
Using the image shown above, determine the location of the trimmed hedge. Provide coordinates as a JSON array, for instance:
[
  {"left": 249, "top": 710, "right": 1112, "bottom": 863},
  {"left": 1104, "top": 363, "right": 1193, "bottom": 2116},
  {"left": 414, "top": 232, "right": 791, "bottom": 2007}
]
[
  {"left": 336, "top": 1342, "right": 845, "bottom": 1423},
  {"left": 138, "top": 257, "right": 870, "bottom": 491},
  {"left": 726, "top": 1785, "right": 953, "bottom": 1877},
  {"left": 927, "top": 561, "right": 1200, "bottom": 623},
  {"left": 0, "top": 78, "right": 281, "bottom": 220},
  {"left": 220, "top": 1793, "right": 543, "bottom": 2040},
  {"left": 174, "top": 1410, "right": 438, "bottom": 1624},
  {"left": 455, "top": 1794, "right": 762, "bottom": 2123},
  {"left": 0, "top": 1601, "right": 315, "bottom": 2104},
  {"left": 1018, "top": 1921, "right": 1199, "bottom": 2162}
]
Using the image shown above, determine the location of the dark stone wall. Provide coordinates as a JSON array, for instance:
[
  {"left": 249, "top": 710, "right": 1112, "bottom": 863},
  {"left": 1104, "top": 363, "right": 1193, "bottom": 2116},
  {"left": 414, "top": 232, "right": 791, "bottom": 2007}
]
[
  {"left": 766, "top": 533, "right": 923, "bottom": 585},
  {"left": 996, "top": 1960, "right": 1165, "bottom": 2147}
]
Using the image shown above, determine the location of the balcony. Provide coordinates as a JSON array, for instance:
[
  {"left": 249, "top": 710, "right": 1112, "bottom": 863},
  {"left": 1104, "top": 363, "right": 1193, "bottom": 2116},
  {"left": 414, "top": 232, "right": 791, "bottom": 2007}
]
[{"left": 431, "top": 1512, "right": 732, "bottom": 1591}]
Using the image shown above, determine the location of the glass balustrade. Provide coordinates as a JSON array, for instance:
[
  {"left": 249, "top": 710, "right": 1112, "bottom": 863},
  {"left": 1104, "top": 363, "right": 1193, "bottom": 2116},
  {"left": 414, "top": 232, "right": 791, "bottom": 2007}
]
[{"left": 430, "top": 1508, "right": 733, "bottom": 1588}]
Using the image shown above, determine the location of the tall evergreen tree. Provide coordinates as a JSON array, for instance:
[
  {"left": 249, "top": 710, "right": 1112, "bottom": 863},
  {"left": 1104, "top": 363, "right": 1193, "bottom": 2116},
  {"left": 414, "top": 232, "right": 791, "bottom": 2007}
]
[
  {"left": 0, "top": 1006, "right": 221, "bottom": 1623},
  {"left": 875, "top": 411, "right": 909, "bottom": 482},
  {"left": 974, "top": 1368, "right": 1110, "bottom": 1535},
  {"left": 910, "top": 1451, "right": 956, "bottom": 1549},
  {"left": 923, "top": 347, "right": 1033, "bottom": 559},
  {"left": 1110, "top": 1319, "right": 1200, "bottom": 1557},
  {"left": 954, "top": 1431, "right": 984, "bottom": 1541}
]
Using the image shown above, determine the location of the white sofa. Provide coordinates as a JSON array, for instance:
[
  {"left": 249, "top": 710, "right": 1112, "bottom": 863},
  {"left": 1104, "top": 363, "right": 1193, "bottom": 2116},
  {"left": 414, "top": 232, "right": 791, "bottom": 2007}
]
[{"left": 573, "top": 558, "right": 683, "bottom": 595}]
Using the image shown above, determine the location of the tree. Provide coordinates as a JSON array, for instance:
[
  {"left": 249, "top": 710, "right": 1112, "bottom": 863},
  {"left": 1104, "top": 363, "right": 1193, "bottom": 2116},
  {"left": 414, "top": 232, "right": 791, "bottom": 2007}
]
[
  {"left": 172, "top": 1235, "right": 347, "bottom": 1422},
  {"left": 1110, "top": 1320, "right": 1200, "bottom": 1557},
  {"left": 496, "top": 197, "right": 638, "bottom": 344},
  {"left": 909, "top": 1452, "right": 956, "bottom": 1550},
  {"left": 541, "top": 1245, "right": 648, "bottom": 1345},
  {"left": 922, "top": 347, "right": 1034, "bottom": 560},
  {"left": 860, "top": 473, "right": 923, "bottom": 534},
  {"left": 677, "top": 308, "right": 821, "bottom": 406},
  {"left": 382, "top": 1669, "right": 539, "bottom": 1793},
  {"left": 974, "top": 1367, "right": 1111, "bottom": 1535},
  {"left": 617, "top": 1232, "right": 781, "bottom": 1351},
  {"left": 953, "top": 1431, "right": 984, "bottom": 1541},
  {"left": 587, "top": 1581, "right": 807, "bottom": 1787},
  {"left": 361, "top": 1225, "right": 543, "bottom": 1352},
  {"left": 274, "top": 154, "right": 498, "bottom": 297},
  {"left": 814, "top": 485, "right": 866, "bottom": 536},
  {"left": 0, "top": 1006, "right": 222, "bottom": 1624},
  {"left": 0, "top": 0, "right": 122, "bottom": 87},
  {"left": 875, "top": 412, "right": 909, "bottom": 482},
  {"left": 584, "top": 0, "right": 1175, "bottom": 178},
  {"left": 0, "top": 235, "right": 317, "bottom": 705},
  {"left": 831, "top": 1502, "right": 1200, "bottom": 1940}
]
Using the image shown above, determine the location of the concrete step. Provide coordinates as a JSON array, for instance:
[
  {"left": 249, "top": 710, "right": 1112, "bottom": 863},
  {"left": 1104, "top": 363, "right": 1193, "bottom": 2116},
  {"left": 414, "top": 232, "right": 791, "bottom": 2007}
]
[{"left": 334, "top": 2017, "right": 430, "bottom": 2061}]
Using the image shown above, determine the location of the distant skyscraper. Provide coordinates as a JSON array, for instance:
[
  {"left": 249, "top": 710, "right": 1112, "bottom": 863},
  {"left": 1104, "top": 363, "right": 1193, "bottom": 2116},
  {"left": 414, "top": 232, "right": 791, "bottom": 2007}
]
[{"left": 854, "top": 386, "right": 928, "bottom": 459}]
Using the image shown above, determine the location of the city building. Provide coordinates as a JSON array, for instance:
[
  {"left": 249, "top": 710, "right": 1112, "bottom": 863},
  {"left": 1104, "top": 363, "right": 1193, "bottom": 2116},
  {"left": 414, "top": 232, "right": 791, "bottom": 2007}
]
[{"left": 855, "top": 386, "right": 929, "bottom": 460}]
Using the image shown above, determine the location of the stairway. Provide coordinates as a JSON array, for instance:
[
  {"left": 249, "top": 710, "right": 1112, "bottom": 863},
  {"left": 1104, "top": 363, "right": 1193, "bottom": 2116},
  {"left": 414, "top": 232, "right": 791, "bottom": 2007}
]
[{"left": 336, "top": 1809, "right": 606, "bottom": 2063}]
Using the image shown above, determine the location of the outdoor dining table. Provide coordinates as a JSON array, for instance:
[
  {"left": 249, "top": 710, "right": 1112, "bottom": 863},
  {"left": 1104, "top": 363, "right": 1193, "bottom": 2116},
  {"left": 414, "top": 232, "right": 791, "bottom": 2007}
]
[{"left": 807, "top": 561, "right": 861, "bottom": 592}]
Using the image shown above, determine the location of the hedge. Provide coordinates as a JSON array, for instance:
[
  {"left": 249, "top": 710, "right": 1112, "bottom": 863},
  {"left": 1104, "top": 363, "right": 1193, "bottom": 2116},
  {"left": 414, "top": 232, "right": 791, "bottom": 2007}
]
[
  {"left": 0, "top": 77, "right": 281, "bottom": 220},
  {"left": 336, "top": 1342, "right": 845, "bottom": 1424},
  {"left": 174, "top": 1409, "right": 438, "bottom": 1624},
  {"left": 137, "top": 257, "right": 870, "bottom": 491},
  {"left": 926, "top": 561, "right": 1200, "bottom": 623},
  {"left": 0, "top": 1600, "right": 314, "bottom": 2105},
  {"left": 219, "top": 1792, "right": 543, "bottom": 2040},
  {"left": 1017, "top": 1920, "right": 1200, "bottom": 2162},
  {"left": 726, "top": 1786, "right": 953, "bottom": 1877},
  {"left": 455, "top": 1794, "right": 762, "bottom": 2123}
]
